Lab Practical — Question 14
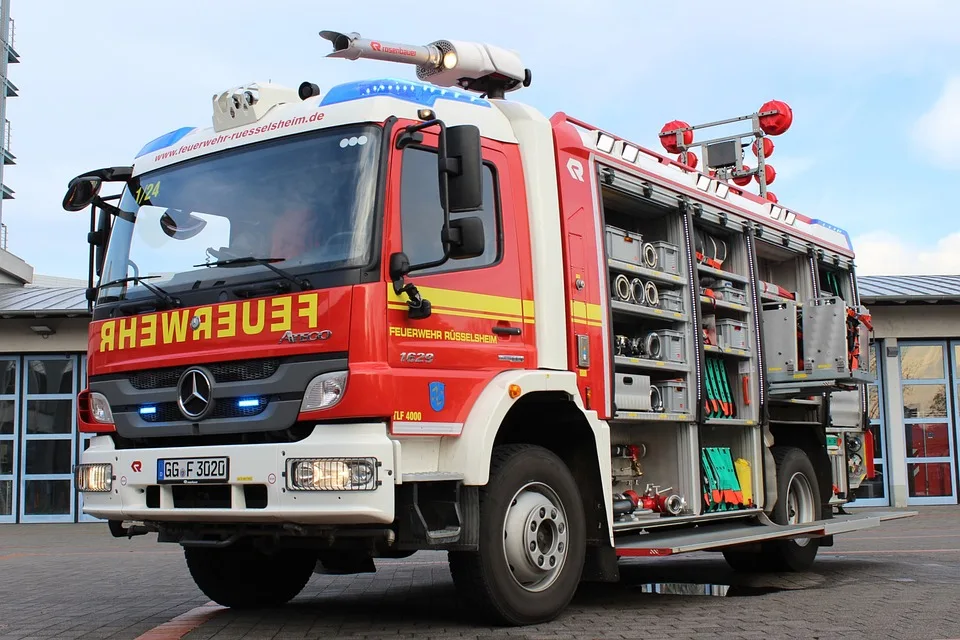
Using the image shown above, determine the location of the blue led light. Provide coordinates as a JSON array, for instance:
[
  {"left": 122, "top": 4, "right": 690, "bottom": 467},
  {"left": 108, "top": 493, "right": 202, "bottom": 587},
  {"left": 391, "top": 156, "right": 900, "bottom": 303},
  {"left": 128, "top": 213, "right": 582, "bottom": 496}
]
[
  {"left": 237, "top": 398, "right": 261, "bottom": 408},
  {"left": 135, "top": 126, "right": 197, "bottom": 159},
  {"left": 139, "top": 406, "right": 157, "bottom": 415},
  {"left": 810, "top": 219, "right": 854, "bottom": 250},
  {"left": 319, "top": 78, "right": 491, "bottom": 109}
]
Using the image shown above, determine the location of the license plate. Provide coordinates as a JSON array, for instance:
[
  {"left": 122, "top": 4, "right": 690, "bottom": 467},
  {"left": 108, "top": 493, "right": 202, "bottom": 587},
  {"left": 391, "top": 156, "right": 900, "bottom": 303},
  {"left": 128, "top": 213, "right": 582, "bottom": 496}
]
[{"left": 157, "top": 457, "right": 229, "bottom": 484}]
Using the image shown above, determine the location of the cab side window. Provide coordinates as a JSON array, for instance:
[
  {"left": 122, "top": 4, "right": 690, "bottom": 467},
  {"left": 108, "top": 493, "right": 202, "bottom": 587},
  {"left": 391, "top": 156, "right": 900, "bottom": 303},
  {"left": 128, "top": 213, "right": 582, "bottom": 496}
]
[{"left": 400, "top": 146, "right": 500, "bottom": 274}]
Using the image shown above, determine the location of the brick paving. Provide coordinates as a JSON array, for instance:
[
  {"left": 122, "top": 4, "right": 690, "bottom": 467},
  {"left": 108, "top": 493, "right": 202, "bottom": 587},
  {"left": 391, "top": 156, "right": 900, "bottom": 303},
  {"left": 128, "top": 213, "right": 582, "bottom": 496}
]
[{"left": 0, "top": 506, "right": 958, "bottom": 640}]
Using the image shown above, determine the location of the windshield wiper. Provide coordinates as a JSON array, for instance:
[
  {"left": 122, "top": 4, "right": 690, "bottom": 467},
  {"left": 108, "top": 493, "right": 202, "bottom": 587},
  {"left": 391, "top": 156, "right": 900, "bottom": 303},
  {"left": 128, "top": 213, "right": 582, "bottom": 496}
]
[
  {"left": 194, "top": 256, "right": 312, "bottom": 291},
  {"left": 98, "top": 275, "right": 182, "bottom": 308}
]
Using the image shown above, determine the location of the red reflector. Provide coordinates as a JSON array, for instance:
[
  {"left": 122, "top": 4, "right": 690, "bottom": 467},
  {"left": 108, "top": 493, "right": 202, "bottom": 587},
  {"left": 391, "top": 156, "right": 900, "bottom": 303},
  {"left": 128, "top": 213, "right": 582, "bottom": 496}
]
[{"left": 864, "top": 429, "right": 875, "bottom": 479}]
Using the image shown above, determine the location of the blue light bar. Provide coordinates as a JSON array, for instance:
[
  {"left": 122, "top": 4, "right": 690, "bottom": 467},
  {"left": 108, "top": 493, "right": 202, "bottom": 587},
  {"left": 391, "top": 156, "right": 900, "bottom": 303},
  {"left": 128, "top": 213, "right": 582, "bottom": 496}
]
[
  {"left": 237, "top": 398, "right": 261, "bottom": 408},
  {"left": 135, "top": 126, "right": 196, "bottom": 159},
  {"left": 319, "top": 78, "right": 491, "bottom": 109},
  {"left": 139, "top": 406, "right": 157, "bottom": 415}
]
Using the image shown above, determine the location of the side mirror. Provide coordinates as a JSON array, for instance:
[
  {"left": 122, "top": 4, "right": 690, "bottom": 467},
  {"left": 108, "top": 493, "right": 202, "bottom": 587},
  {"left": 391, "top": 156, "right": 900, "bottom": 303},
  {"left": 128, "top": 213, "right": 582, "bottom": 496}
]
[
  {"left": 63, "top": 176, "right": 103, "bottom": 212},
  {"left": 447, "top": 216, "right": 485, "bottom": 260},
  {"left": 444, "top": 124, "right": 483, "bottom": 213},
  {"left": 160, "top": 209, "right": 208, "bottom": 240}
]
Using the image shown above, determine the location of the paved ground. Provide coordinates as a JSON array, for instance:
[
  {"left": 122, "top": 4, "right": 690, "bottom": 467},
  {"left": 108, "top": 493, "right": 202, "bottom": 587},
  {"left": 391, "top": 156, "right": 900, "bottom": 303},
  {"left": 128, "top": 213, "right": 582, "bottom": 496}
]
[{"left": 0, "top": 506, "right": 958, "bottom": 640}]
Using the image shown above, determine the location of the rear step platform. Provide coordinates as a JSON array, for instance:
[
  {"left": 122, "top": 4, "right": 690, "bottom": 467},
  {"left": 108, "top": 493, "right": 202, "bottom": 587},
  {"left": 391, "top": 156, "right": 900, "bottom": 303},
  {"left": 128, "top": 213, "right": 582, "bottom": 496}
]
[{"left": 615, "top": 510, "right": 916, "bottom": 557}]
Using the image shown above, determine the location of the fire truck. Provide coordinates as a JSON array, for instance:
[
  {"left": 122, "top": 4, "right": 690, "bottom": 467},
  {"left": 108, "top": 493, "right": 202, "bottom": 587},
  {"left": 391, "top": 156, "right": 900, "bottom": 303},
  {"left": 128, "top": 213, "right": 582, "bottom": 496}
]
[{"left": 65, "top": 30, "right": 912, "bottom": 625}]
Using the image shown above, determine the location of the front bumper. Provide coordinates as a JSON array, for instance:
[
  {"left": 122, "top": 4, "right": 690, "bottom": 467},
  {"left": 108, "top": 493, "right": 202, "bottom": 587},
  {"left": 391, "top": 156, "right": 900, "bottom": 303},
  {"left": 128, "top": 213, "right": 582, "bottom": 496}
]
[{"left": 78, "top": 422, "right": 396, "bottom": 525}]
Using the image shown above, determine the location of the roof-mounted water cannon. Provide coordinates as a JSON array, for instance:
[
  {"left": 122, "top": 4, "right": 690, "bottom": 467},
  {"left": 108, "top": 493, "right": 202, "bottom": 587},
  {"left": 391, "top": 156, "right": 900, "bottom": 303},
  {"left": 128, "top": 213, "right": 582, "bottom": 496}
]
[
  {"left": 658, "top": 100, "right": 793, "bottom": 201},
  {"left": 319, "top": 30, "right": 532, "bottom": 99}
]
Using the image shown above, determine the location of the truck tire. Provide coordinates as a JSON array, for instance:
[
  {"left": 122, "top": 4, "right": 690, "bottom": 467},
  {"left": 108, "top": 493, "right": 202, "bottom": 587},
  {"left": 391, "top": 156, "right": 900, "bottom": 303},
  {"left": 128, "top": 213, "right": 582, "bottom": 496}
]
[
  {"left": 723, "top": 446, "right": 821, "bottom": 572},
  {"left": 448, "top": 444, "right": 586, "bottom": 626},
  {"left": 184, "top": 545, "right": 316, "bottom": 609}
]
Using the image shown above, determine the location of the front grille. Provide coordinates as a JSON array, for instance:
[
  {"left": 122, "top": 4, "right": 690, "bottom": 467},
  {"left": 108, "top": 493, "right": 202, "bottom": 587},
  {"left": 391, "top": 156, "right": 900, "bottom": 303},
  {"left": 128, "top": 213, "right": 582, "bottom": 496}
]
[
  {"left": 129, "top": 358, "right": 280, "bottom": 390},
  {"left": 144, "top": 484, "right": 268, "bottom": 509},
  {"left": 139, "top": 396, "right": 270, "bottom": 423}
]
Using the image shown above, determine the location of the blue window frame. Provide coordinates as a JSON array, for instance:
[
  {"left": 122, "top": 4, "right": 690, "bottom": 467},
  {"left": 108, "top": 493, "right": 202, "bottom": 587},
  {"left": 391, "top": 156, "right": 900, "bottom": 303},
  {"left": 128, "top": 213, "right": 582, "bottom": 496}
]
[
  {"left": 898, "top": 341, "right": 956, "bottom": 505},
  {"left": 0, "top": 357, "right": 19, "bottom": 523},
  {"left": 856, "top": 342, "right": 889, "bottom": 506},
  {"left": 18, "top": 355, "right": 78, "bottom": 523}
]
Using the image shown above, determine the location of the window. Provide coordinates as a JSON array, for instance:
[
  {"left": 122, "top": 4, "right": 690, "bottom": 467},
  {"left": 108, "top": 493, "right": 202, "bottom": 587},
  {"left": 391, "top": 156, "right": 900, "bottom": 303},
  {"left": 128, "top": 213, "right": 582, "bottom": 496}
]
[{"left": 400, "top": 147, "right": 499, "bottom": 274}]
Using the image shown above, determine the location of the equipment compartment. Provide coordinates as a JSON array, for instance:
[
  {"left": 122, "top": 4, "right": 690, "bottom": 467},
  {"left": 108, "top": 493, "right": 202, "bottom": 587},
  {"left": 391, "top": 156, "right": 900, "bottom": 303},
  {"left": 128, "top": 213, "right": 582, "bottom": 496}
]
[
  {"left": 609, "top": 422, "right": 699, "bottom": 526},
  {"left": 601, "top": 174, "right": 696, "bottom": 425},
  {"left": 699, "top": 421, "right": 762, "bottom": 512}
]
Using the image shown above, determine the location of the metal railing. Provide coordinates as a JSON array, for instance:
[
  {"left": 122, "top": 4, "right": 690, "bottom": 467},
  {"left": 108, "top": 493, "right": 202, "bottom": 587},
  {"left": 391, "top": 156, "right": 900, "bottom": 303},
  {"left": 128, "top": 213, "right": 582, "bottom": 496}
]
[
  {"left": 8, "top": 17, "right": 15, "bottom": 51},
  {"left": 1, "top": 222, "right": 7, "bottom": 251},
  {"left": 4, "top": 119, "right": 10, "bottom": 155}
]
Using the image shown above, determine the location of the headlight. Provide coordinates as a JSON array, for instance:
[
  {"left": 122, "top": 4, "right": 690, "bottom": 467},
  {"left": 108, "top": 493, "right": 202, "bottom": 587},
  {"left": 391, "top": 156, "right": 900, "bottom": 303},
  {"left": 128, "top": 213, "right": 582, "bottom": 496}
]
[
  {"left": 77, "top": 463, "right": 113, "bottom": 492},
  {"left": 300, "top": 371, "right": 347, "bottom": 412},
  {"left": 89, "top": 392, "right": 114, "bottom": 424},
  {"left": 286, "top": 457, "right": 378, "bottom": 491}
]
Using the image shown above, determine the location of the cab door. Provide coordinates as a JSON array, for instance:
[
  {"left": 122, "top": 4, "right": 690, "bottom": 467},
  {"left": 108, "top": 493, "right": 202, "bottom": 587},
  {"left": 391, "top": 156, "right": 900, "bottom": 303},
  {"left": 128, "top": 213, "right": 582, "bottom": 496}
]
[{"left": 383, "top": 126, "right": 534, "bottom": 436}]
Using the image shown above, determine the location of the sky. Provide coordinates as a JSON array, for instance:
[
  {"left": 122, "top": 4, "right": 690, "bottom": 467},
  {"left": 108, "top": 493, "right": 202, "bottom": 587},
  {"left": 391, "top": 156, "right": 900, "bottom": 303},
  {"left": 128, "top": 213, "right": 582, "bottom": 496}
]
[{"left": 3, "top": 0, "right": 960, "bottom": 279}]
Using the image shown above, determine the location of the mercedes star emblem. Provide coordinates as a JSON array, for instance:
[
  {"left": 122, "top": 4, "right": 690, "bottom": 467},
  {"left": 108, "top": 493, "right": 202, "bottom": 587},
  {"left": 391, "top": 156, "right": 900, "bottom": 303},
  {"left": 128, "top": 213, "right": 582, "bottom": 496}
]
[{"left": 177, "top": 368, "right": 212, "bottom": 420}]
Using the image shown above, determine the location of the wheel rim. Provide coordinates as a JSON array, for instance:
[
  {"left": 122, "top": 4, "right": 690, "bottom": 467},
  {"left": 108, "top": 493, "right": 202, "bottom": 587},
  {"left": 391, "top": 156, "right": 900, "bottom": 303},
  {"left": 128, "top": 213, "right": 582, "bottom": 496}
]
[
  {"left": 785, "top": 471, "right": 816, "bottom": 547},
  {"left": 502, "top": 481, "right": 569, "bottom": 592}
]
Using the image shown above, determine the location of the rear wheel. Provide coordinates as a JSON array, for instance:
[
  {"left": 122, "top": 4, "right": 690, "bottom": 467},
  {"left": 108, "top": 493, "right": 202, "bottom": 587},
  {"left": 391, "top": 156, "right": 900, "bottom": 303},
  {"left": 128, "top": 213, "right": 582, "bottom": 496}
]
[
  {"left": 723, "top": 446, "right": 821, "bottom": 572},
  {"left": 184, "top": 545, "right": 316, "bottom": 609},
  {"left": 448, "top": 444, "right": 586, "bottom": 626}
]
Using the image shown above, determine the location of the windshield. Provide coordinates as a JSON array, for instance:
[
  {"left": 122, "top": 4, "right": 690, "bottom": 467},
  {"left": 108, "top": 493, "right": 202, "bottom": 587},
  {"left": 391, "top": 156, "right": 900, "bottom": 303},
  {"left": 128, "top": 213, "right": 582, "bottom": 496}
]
[{"left": 98, "top": 124, "right": 382, "bottom": 304}]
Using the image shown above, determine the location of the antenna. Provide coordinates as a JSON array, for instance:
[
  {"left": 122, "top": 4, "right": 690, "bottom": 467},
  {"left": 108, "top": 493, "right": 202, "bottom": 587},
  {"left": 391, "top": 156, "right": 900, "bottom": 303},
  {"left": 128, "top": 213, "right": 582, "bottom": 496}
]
[
  {"left": 319, "top": 30, "right": 532, "bottom": 99},
  {"left": 657, "top": 101, "right": 794, "bottom": 201}
]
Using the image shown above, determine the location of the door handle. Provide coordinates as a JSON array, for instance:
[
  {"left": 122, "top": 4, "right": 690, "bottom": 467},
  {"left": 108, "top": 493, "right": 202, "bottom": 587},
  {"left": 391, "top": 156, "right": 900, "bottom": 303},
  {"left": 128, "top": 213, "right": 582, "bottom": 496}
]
[{"left": 492, "top": 326, "right": 521, "bottom": 336}]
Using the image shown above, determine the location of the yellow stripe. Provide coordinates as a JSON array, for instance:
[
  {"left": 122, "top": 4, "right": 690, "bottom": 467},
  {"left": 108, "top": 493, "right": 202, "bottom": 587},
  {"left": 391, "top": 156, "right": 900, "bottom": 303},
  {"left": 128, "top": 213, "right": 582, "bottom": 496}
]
[
  {"left": 570, "top": 300, "right": 603, "bottom": 324},
  {"left": 388, "top": 285, "right": 530, "bottom": 318},
  {"left": 388, "top": 302, "right": 535, "bottom": 325},
  {"left": 522, "top": 299, "right": 535, "bottom": 319},
  {"left": 572, "top": 318, "right": 603, "bottom": 327}
]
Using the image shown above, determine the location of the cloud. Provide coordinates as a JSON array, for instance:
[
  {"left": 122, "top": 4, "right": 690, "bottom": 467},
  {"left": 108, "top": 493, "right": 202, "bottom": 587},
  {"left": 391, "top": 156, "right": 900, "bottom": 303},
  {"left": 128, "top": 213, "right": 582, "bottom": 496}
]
[
  {"left": 852, "top": 231, "right": 960, "bottom": 276},
  {"left": 912, "top": 76, "right": 960, "bottom": 166}
]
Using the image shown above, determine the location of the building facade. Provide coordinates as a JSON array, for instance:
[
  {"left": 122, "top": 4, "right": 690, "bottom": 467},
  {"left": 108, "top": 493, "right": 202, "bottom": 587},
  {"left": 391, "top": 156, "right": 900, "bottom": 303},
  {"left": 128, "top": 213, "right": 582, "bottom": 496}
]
[
  {"left": 0, "top": 0, "right": 19, "bottom": 246},
  {"left": 0, "top": 272, "right": 91, "bottom": 523},
  {"left": 855, "top": 275, "right": 960, "bottom": 509}
]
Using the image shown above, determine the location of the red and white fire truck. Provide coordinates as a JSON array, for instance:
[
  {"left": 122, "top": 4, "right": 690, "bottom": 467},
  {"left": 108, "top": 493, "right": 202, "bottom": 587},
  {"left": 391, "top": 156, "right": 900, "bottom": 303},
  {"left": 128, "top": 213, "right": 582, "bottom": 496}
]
[{"left": 66, "top": 30, "right": 911, "bottom": 625}]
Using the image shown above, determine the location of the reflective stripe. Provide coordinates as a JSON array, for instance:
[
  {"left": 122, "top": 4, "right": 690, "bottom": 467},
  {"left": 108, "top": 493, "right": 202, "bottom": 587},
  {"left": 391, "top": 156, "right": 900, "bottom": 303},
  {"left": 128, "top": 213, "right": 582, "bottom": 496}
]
[{"left": 392, "top": 421, "right": 463, "bottom": 435}]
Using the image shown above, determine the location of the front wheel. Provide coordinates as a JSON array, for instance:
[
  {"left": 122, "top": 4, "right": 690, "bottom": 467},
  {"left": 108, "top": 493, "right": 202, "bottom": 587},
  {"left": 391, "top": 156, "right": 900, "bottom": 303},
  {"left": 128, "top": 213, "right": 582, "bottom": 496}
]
[
  {"left": 184, "top": 545, "right": 316, "bottom": 609},
  {"left": 448, "top": 444, "right": 586, "bottom": 626}
]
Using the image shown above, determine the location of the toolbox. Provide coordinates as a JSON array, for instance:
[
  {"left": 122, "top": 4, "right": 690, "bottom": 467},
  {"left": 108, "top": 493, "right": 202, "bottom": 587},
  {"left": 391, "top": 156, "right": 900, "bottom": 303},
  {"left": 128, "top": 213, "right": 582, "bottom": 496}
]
[
  {"left": 717, "top": 318, "right": 748, "bottom": 351},
  {"left": 658, "top": 290, "right": 684, "bottom": 313},
  {"left": 615, "top": 373, "right": 652, "bottom": 411},
  {"left": 654, "top": 379, "right": 687, "bottom": 414},
  {"left": 651, "top": 240, "right": 680, "bottom": 275},
  {"left": 605, "top": 226, "right": 643, "bottom": 265}
]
